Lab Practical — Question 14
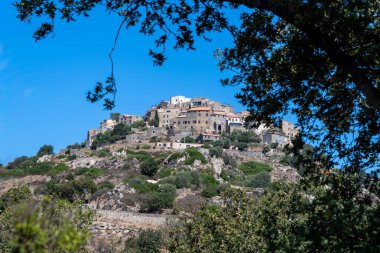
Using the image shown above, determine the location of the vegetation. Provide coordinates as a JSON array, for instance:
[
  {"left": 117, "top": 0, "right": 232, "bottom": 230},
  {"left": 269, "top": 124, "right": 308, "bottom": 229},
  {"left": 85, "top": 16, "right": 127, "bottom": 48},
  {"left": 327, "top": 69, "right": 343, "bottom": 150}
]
[
  {"left": 125, "top": 229, "right": 162, "bottom": 253},
  {"left": 180, "top": 136, "right": 196, "bottom": 143},
  {"left": 75, "top": 167, "right": 103, "bottom": 179},
  {"left": 36, "top": 145, "right": 54, "bottom": 157},
  {"left": 184, "top": 148, "right": 206, "bottom": 165},
  {"left": 160, "top": 170, "right": 200, "bottom": 189},
  {"left": 0, "top": 187, "right": 93, "bottom": 253},
  {"left": 208, "top": 146, "right": 223, "bottom": 158},
  {"left": 238, "top": 161, "right": 272, "bottom": 175}
]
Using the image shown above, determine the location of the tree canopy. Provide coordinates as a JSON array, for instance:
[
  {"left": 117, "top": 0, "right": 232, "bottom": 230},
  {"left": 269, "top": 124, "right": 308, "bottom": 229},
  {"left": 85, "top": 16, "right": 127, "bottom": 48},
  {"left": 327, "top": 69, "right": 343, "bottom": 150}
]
[{"left": 14, "top": 0, "right": 380, "bottom": 170}]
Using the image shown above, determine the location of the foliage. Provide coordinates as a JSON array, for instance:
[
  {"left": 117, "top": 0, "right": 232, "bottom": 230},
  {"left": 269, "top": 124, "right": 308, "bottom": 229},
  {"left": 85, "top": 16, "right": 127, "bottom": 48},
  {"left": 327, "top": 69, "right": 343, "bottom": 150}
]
[
  {"left": 44, "top": 177, "right": 98, "bottom": 202},
  {"left": 262, "top": 145, "right": 271, "bottom": 154},
  {"left": 184, "top": 148, "right": 206, "bottom": 165},
  {"left": 110, "top": 112, "right": 120, "bottom": 121},
  {"left": 97, "top": 181, "right": 115, "bottom": 190},
  {"left": 174, "top": 194, "right": 206, "bottom": 214},
  {"left": 5, "top": 156, "right": 29, "bottom": 170},
  {"left": 235, "top": 142, "right": 248, "bottom": 151},
  {"left": 243, "top": 171, "right": 272, "bottom": 188},
  {"left": 0, "top": 186, "right": 31, "bottom": 214},
  {"left": 140, "top": 157, "right": 159, "bottom": 176},
  {"left": 180, "top": 136, "right": 195, "bottom": 143},
  {"left": 125, "top": 177, "right": 158, "bottom": 194},
  {"left": 223, "top": 155, "right": 237, "bottom": 168},
  {"left": 75, "top": 167, "right": 103, "bottom": 178},
  {"left": 37, "top": 145, "right": 54, "bottom": 157},
  {"left": 229, "top": 130, "right": 261, "bottom": 144},
  {"left": 130, "top": 120, "right": 146, "bottom": 129},
  {"left": 49, "top": 163, "right": 69, "bottom": 176},
  {"left": 92, "top": 124, "right": 132, "bottom": 148},
  {"left": 270, "top": 142, "right": 279, "bottom": 149},
  {"left": 142, "top": 144, "right": 151, "bottom": 149},
  {"left": 154, "top": 111, "right": 160, "bottom": 127},
  {"left": 141, "top": 183, "right": 177, "bottom": 212},
  {"left": 169, "top": 174, "right": 380, "bottom": 252},
  {"left": 157, "top": 167, "right": 174, "bottom": 178},
  {"left": 95, "top": 148, "right": 111, "bottom": 157},
  {"left": 208, "top": 146, "right": 223, "bottom": 158},
  {"left": 160, "top": 170, "right": 200, "bottom": 189},
  {"left": 238, "top": 161, "right": 272, "bottom": 175},
  {"left": 0, "top": 196, "right": 93, "bottom": 253},
  {"left": 126, "top": 229, "right": 162, "bottom": 253}
]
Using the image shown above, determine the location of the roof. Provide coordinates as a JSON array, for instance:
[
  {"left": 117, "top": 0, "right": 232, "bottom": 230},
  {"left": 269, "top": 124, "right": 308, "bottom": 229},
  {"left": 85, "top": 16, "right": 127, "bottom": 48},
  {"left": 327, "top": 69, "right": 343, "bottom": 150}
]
[
  {"left": 188, "top": 107, "right": 211, "bottom": 111},
  {"left": 226, "top": 114, "right": 240, "bottom": 118}
]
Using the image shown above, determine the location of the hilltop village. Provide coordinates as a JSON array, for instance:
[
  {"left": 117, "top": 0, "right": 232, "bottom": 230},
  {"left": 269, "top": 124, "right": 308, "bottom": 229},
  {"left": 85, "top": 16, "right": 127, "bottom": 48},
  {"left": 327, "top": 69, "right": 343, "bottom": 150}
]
[{"left": 86, "top": 95, "right": 298, "bottom": 150}]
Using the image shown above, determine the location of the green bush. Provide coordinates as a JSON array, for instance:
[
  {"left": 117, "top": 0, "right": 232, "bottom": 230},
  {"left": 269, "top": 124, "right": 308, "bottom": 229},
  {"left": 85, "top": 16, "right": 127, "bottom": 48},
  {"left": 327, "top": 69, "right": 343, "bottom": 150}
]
[
  {"left": 270, "top": 142, "right": 279, "bottom": 149},
  {"left": 125, "top": 177, "right": 158, "bottom": 193},
  {"left": 140, "top": 157, "right": 159, "bottom": 176},
  {"left": 142, "top": 144, "right": 151, "bottom": 149},
  {"left": 244, "top": 171, "right": 272, "bottom": 188},
  {"left": 200, "top": 172, "right": 219, "bottom": 188},
  {"left": 44, "top": 177, "right": 98, "bottom": 202},
  {"left": 238, "top": 161, "right": 272, "bottom": 175},
  {"left": 29, "top": 162, "right": 54, "bottom": 175},
  {"left": 184, "top": 148, "right": 206, "bottom": 165},
  {"left": 95, "top": 148, "right": 110, "bottom": 157},
  {"left": 223, "top": 155, "right": 238, "bottom": 168},
  {"left": 75, "top": 167, "right": 103, "bottom": 178},
  {"left": 168, "top": 152, "right": 184, "bottom": 163},
  {"left": 201, "top": 185, "right": 219, "bottom": 198},
  {"left": 0, "top": 168, "right": 24, "bottom": 179},
  {"left": 157, "top": 167, "right": 174, "bottom": 178},
  {"left": 123, "top": 162, "right": 131, "bottom": 170},
  {"left": 36, "top": 144, "right": 54, "bottom": 157},
  {"left": 160, "top": 171, "right": 200, "bottom": 189},
  {"left": 209, "top": 146, "right": 223, "bottom": 158},
  {"left": 0, "top": 185, "right": 31, "bottom": 213},
  {"left": 98, "top": 181, "right": 115, "bottom": 190},
  {"left": 126, "top": 229, "right": 162, "bottom": 253},
  {"left": 262, "top": 145, "right": 271, "bottom": 154},
  {"left": 141, "top": 183, "right": 176, "bottom": 212},
  {"left": 49, "top": 163, "right": 69, "bottom": 176}
]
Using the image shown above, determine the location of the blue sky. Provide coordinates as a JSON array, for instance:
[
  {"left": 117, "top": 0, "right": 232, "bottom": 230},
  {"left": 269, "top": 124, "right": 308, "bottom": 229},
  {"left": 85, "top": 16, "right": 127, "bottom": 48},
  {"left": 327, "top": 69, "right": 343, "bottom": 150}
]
[{"left": 0, "top": 1, "right": 246, "bottom": 164}]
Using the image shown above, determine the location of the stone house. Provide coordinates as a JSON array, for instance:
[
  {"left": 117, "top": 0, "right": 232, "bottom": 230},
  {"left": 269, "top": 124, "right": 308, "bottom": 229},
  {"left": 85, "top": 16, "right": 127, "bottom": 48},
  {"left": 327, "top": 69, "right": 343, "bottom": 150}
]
[
  {"left": 197, "top": 133, "right": 223, "bottom": 142},
  {"left": 263, "top": 132, "right": 289, "bottom": 146},
  {"left": 118, "top": 114, "right": 143, "bottom": 125}
]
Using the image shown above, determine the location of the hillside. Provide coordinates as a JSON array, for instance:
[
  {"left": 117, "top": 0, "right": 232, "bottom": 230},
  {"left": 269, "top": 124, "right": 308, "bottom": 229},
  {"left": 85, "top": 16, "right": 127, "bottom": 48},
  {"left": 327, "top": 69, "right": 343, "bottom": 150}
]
[{"left": 0, "top": 140, "right": 298, "bottom": 251}]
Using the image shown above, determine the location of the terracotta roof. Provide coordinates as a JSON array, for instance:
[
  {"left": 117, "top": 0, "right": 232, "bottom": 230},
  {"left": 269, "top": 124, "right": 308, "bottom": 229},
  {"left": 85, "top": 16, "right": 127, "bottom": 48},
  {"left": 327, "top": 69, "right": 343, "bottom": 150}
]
[
  {"left": 188, "top": 107, "right": 211, "bottom": 111},
  {"left": 226, "top": 114, "right": 240, "bottom": 118}
]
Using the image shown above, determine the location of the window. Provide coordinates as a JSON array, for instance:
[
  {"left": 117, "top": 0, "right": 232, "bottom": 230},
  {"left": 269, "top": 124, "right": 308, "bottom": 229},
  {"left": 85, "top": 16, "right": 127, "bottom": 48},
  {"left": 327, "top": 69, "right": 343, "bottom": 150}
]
[
  {"left": 198, "top": 120, "right": 200, "bottom": 124},
  {"left": 193, "top": 120, "right": 196, "bottom": 124},
  {"left": 206, "top": 121, "right": 208, "bottom": 124},
  {"left": 206, "top": 113, "right": 208, "bottom": 116},
  {"left": 199, "top": 113, "right": 201, "bottom": 117}
]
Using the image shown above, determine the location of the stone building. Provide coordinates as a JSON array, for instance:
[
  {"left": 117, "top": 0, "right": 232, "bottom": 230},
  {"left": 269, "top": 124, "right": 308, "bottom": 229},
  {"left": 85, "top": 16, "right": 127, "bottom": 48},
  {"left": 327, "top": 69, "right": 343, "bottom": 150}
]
[
  {"left": 281, "top": 120, "right": 299, "bottom": 138},
  {"left": 118, "top": 114, "right": 143, "bottom": 125}
]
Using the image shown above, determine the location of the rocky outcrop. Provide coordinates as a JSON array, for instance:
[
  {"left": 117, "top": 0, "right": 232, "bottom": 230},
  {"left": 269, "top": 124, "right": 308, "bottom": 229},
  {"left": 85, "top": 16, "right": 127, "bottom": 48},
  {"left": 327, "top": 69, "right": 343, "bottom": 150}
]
[{"left": 270, "top": 164, "right": 300, "bottom": 183}]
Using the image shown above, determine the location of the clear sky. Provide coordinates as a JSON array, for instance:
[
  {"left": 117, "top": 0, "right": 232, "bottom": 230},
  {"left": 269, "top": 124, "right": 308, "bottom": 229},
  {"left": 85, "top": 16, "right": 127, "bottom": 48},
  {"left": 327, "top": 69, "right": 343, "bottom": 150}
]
[{"left": 0, "top": 1, "right": 247, "bottom": 164}]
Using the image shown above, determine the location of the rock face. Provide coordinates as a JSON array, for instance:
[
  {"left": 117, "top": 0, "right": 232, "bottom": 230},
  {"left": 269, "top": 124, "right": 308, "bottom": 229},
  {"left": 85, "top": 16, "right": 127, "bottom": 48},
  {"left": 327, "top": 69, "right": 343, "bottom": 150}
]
[
  {"left": 89, "top": 184, "right": 137, "bottom": 211},
  {"left": 270, "top": 164, "right": 300, "bottom": 183},
  {"left": 210, "top": 157, "right": 225, "bottom": 176}
]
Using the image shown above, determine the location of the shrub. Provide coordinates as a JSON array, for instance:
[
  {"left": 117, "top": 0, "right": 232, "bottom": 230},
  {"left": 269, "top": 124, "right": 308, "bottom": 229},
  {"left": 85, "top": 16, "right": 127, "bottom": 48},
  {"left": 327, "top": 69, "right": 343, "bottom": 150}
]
[
  {"left": 168, "top": 152, "right": 184, "bottom": 163},
  {"left": 98, "top": 181, "right": 115, "bottom": 190},
  {"left": 180, "top": 136, "right": 196, "bottom": 143},
  {"left": 200, "top": 172, "right": 219, "bottom": 188},
  {"left": 75, "top": 167, "right": 103, "bottom": 178},
  {"left": 142, "top": 144, "right": 151, "bottom": 149},
  {"left": 270, "top": 142, "right": 279, "bottom": 149},
  {"left": 209, "top": 146, "right": 223, "bottom": 158},
  {"left": 96, "top": 148, "right": 110, "bottom": 157},
  {"left": 126, "top": 229, "right": 162, "bottom": 253},
  {"left": 123, "top": 162, "right": 131, "bottom": 170},
  {"left": 0, "top": 168, "right": 24, "bottom": 179},
  {"left": 29, "top": 162, "right": 54, "bottom": 175},
  {"left": 238, "top": 161, "right": 272, "bottom": 175},
  {"left": 0, "top": 185, "right": 31, "bottom": 213},
  {"left": 236, "top": 142, "right": 249, "bottom": 151},
  {"left": 157, "top": 167, "right": 174, "bottom": 178},
  {"left": 125, "top": 177, "right": 158, "bottom": 193},
  {"left": 49, "top": 163, "right": 69, "bottom": 176},
  {"left": 223, "top": 155, "right": 238, "bottom": 168},
  {"left": 160, "top": 171, "right": 200, "bottom": 189},
  {"left": 67, "top": 154, "right": 77, "bottom": 161},
  {"left": 184, "top": 148, "right": 206, "bottom": 165},
  {"left": 201, "top": 185, "right": 219, "bottom": 198},
  {"left": 262, "top": 145, "right": 271, "bottom": 154},
  {"left": 140, "top": 157, "right": 159, "bottom": 176},
  {"left": 6, "top": 156, "right": 29, "bottom": 170},
  {"left": 141, "top": 184, "right": 176, "bottom": 212},
  {"left": 244, "top": 171, "right": 272, "bottom": 188},
  {"left": 36, "top": 144, "right": 54, "bottom": 157}
]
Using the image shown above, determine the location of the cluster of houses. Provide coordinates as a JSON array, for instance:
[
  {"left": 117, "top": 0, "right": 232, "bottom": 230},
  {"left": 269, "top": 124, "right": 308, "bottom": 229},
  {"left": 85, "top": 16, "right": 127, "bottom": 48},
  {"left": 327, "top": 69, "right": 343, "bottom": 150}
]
[{"left": 86, "top": 95, "right": 299, "bottom": 149}]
